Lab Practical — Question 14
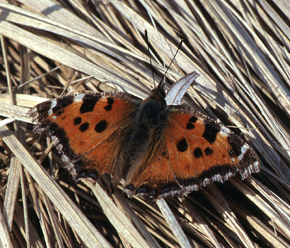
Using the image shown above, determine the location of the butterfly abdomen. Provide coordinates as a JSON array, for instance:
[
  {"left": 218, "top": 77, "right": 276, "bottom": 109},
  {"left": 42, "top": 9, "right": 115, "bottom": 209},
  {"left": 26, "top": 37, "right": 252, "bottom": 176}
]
[{"left": 118, "top": 90, "right": 170, "bottom": 186}]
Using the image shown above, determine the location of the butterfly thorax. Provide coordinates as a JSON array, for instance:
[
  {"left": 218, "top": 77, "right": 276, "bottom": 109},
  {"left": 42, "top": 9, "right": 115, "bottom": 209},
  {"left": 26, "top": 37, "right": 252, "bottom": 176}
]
[{"left": 125, "top": 88, "right": 168, "bottom": 155}]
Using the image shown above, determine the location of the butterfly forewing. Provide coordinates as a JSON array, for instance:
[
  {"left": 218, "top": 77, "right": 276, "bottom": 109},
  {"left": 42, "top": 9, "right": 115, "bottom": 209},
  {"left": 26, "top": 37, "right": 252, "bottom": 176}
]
[
  {"left": 31, "top": 92, "right": 141, "bottom": 180},
  {"left": 167, "top": 107, "right": 260, "bottom": 184}
]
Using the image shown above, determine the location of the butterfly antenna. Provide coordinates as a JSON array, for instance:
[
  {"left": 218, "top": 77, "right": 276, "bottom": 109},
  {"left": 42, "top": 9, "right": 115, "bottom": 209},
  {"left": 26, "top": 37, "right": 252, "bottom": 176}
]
[
  {"left": 145, "top": 30, "right": 156, "bottom": 87},
  {"left": 158, "top": 39, "right": 184, "bottom": 90}
]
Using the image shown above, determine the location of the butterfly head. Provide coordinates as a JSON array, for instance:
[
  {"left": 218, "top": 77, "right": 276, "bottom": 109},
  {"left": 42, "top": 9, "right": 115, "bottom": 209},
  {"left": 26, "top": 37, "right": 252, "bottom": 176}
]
[{"left": 150, "top": 80, "right": 166, "bottom": 101}]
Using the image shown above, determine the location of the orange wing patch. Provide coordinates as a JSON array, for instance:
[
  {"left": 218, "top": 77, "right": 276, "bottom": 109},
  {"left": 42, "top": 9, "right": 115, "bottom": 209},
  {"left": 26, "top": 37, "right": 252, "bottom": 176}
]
[
  {"left": 165, "top": 109, "right": 260, "bottom": 187},
  {"left": 166, "top": 113, "right": 233, "bottom": 177}
]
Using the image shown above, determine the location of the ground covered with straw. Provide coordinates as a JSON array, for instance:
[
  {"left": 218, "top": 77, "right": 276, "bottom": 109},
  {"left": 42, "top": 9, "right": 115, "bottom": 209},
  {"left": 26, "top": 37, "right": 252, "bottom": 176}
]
[{"left": 1, "top": 1, "right": 290, "bottom": 247}]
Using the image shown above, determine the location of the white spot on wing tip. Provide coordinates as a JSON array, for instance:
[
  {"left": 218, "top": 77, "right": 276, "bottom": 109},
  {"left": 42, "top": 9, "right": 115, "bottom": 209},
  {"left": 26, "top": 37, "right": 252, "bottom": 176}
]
[
  {"left": 253, "top": 161, "right": 261, "bottom": 172},
  {"left": 48, "top": 100, "right": 57, "bottom": 115},
  {"left": 238, "top": 144, "right": 251, "bottom": 160},
  {"left": 241, "top": 143, "right": 250, "bottom": 153},
  {"left": 74, "top": 94, "right": 86, "bottom": 102},
  {"left": 220, "top": 126, "right": 231, "bottom": 136}
]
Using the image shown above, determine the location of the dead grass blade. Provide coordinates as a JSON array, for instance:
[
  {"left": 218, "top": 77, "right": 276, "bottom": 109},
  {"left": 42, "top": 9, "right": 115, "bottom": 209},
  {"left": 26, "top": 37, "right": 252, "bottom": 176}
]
[
  {"left": 0, "top": 208, "right": 13, "bottom": 247},
  {"left": 90, "top": 181, "right": 152, "bottom": 248},
  {"left": 0, "top": 125, "right": 111, "bottom": 248},
  {"left": 156, "top": 198, "right": 192, "bottom": 248}
]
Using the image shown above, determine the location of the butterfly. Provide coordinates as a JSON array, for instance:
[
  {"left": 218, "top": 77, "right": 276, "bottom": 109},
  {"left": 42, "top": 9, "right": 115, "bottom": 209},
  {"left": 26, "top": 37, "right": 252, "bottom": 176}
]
[{"left": 30, "top": 72, "right": 260, "bottom": 199}]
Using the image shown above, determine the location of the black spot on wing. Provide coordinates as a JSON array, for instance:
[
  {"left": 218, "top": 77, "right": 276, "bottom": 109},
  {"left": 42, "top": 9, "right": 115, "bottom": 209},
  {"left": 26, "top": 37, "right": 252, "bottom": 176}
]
[
  {"left": 80, "top": 95, "right": 100, "bottom": 113},
  {"left": 104, "top": 98, "right": 114, "bottom": 111},
  {"left": 177, "top": 138, "right": 188, "bottom": 152},
  {"left": 107, "top": 98, "right": 114, "bottom": 105},
  {"left": 186, "top": 116, "right": 198, "bottom": 130},
  {"left": 95, "top": 120, "right": 108, "bottom": 133},
  {"left": 193, "top": 147, "right": 203, "bottom": 158},
  {"left": 73, "top": 117, "right": 82, "bottom": 126},
  {"left": 186, "top": 123, "right": 195, "bottom": 130},
  {"left": 204, "top": 147, "right": 213, "bottom": 156},
  {"left": 79, "top": 122, "right": 89, "bottom": 132},
  {"left": 52, "top": 96, "right": 74, "bottom": 116},
  {"left": 202, "top": 121, "right": 221, "bottom": 144},
  {"left": 189, "top": 116, "right": 198, "bottom": 123},
  {"left": 104, "top": 105, "right": 112, "bottom": 111}
]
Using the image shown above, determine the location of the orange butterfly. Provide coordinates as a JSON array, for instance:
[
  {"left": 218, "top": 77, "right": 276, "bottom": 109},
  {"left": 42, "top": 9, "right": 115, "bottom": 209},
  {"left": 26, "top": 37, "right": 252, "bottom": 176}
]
[{"left": 30, "top": 72, "right": 260, "bottom": 198}]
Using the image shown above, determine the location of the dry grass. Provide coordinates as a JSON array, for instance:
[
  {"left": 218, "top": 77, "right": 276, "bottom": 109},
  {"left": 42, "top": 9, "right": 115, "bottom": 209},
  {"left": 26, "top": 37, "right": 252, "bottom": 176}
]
[{"left": 0, "top": 0, "right": 290, "bottom": 247}]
